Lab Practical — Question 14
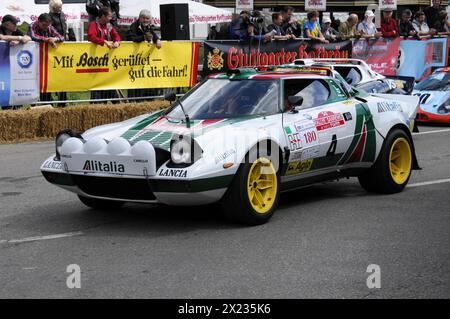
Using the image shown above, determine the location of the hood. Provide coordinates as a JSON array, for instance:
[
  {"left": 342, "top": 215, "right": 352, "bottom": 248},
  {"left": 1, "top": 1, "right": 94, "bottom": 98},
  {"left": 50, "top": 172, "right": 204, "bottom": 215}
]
[
  {"left": 121, "top": 114, "right": 256, "bottom": 151},
  {"left": 412, "top": 90, "right": 450, "bottom": 113}
]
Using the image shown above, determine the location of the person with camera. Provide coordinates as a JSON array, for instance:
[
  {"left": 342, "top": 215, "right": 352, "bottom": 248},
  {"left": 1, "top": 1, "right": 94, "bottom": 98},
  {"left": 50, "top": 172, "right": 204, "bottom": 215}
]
[
  {"left": 127, "top": 9, "right": 162, "bottom": 101},
  {"left": 86, "top": 0, "right": 120, "bottom": 27},
  {"left": 126, "top": 9, "right": 161, "bottom": 48}
]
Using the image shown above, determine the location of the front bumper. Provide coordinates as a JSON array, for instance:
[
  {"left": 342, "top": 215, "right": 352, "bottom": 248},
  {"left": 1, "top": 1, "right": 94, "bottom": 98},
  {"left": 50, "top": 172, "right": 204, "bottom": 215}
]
[
  {"left": 41, "top": 159, "right": 232, "bottom": 206},
  {"left": 416, "top": 108, "right": 450, "bottom": 124}
]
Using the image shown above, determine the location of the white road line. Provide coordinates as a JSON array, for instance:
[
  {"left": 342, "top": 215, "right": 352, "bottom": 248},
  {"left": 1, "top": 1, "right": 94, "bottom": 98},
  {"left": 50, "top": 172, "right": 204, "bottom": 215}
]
[
  {"left": 1, "top": 231, "right": 83, "bottom": 244},
  {"left": 408, "top": 178, "right": 450, "bottom": 188},
  {"left": 413, "top": 128, "right": 450, "bottom": 136}
]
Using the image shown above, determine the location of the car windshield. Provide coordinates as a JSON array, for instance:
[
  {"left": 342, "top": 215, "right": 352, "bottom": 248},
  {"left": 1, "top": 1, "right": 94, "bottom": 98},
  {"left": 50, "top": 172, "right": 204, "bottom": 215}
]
[
  {"left": 415, "top": 72, "right": 450, "bottom": 91},
  {"left": 166, "top": 79, "right": 280, "bottom": 120}
]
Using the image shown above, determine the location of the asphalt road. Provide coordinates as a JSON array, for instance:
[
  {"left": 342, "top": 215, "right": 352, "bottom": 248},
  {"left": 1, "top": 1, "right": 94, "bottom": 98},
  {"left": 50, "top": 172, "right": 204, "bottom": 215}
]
[{"left": 0, "top": 125, "right": 449, "bottom": 299}]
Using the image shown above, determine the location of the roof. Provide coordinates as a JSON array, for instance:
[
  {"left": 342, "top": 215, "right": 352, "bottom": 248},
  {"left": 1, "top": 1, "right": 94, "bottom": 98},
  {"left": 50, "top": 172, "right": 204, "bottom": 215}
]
[{"left": 208, "top": 66, "right": 333, "bottom": 80}]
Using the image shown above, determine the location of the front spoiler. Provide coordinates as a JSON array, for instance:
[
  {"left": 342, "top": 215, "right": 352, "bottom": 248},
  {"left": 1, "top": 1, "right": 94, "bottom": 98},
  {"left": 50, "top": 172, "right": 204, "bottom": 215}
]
[
  {"left": 41, "top": 169, "right": 231, "bottom": 206},
  {"left": 416, "top": 108, "right": 450, "bottom": 124}
]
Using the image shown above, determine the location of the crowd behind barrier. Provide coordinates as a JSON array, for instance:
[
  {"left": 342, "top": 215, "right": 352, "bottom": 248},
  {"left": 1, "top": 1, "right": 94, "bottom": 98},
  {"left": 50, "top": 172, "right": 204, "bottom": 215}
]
[{"left": 1, "top": 0, "right": 450, "bottom": 109}]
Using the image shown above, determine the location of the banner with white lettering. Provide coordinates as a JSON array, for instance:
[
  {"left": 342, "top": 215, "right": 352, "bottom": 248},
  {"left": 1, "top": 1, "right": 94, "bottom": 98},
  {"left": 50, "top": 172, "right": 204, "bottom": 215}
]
[
  {"left": 236, "top": 0, "right": 254, "bottom": 11},
  {"left": 305, "top": 0, "right": 327, "bottom": 11},
  {"left": 379, "top": 0, "right": 397, "bottom": 10}
]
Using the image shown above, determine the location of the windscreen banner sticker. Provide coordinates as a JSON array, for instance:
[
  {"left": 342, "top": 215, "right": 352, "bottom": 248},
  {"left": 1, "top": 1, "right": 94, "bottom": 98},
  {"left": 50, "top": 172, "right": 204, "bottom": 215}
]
[{"left": 314, "top": 111, "right": 345, "bottom": 131}]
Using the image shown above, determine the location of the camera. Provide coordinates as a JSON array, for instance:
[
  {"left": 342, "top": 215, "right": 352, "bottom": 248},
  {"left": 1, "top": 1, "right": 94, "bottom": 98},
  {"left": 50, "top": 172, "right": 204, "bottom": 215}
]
[{"left": 249, "top": 11, "right": 264, "bottom": 24}]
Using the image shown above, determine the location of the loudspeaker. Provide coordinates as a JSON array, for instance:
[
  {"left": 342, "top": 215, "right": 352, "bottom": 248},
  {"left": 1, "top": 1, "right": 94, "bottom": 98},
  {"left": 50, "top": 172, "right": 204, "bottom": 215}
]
[{"left": 160, "top": 3, "right": 190, "bottom": 40}]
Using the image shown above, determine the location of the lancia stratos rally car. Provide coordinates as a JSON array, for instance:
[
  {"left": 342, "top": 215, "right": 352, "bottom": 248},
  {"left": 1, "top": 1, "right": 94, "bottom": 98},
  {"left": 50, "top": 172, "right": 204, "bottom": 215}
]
[
  {"left": 413, "top": 67, "right": 450, "bottom": 124},
  {"left": 292, "top": 58, "right": 415, "bottom": 95},
  {"left": 41, "top": 66, "right": 420, "bottom": 225}
]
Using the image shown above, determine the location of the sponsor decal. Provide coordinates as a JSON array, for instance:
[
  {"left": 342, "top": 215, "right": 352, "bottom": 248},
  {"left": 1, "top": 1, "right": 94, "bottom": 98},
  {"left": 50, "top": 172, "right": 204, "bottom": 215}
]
[
  {"left": 343, "top": 112, "right": 353, "bottom": 121},
  {"left": 377, "top": 101, "right": 402, "bottom": 113},
  {"left": 288, "top": 133, "right": 302, "bottom": 151},
  {"left": 284, "top": 126, "right": 293, "bottom": 134},
  {"left": 294, "top": 119, "right": 315, "bottom": 132},
  {"left": 159, "top": 169, "right": 188, "bottom": 178},
  {"left": 289, "top": 145, "right": 320, "bottom": 161},
  {"left": 314, "top": 111, "right": 345, "bottom": 131},
  {"left": 17, "top": 50, "right": 33, "bottom": 69},
  {"left": 42, "top": 160, "right": 63, "bottom": 170},
  {"left": 215, "top": 149, "right": 236, "bottom": 164},
  {"left": 82, "top": 160, "right": 125, "bottom": 173},
  {"left": 303, "top": 114, "right": 313, "bottom": 120},
  {"left": 286, "top": 159, "right": 314, "bottom": 175},
  {"left": 207, "top": 48, "right": 224, "bottom": 70}
]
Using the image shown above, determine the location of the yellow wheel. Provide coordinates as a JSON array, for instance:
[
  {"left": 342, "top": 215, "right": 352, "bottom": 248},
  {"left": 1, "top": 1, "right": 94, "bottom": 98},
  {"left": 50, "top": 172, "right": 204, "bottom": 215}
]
[
  {"left": 389, "top": 138, "right": 412, "bottom": 185},
  {"left": 359, "top": 129, "right": 414, "bottom": 194},
  {"left": 221, "top": 143, "right": 280, "bottom": 225},
  {"left": 247, "top": 157, "right": 278, "bottom": 214}
]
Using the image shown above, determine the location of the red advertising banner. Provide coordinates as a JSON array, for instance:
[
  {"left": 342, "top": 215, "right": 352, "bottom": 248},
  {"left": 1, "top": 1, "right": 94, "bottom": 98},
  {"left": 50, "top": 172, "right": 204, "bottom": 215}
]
[{"left": 351, "top": 38, "right": 401, "bottom": 76}]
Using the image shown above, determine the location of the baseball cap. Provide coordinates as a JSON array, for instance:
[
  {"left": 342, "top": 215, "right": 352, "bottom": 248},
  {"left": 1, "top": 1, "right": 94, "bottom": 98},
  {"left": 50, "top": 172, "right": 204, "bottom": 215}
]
[
  {"left": 323, "top": 17, "right": 332, "bottom": 24},
  {"left": 1, "top": 14, "right": 18, "bottom": 25},
  {"left": 365, "top": 10, "right": 375, "bottom": 17}
]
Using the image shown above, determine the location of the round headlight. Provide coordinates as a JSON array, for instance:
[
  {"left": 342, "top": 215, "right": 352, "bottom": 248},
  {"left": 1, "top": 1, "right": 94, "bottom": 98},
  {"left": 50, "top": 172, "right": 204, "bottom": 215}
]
[
  {"left": 171, "top": 138, "right": 192, "bottom": 164},
  {"left": 56, "top": 133, "right": 71, "bottom": 156}
]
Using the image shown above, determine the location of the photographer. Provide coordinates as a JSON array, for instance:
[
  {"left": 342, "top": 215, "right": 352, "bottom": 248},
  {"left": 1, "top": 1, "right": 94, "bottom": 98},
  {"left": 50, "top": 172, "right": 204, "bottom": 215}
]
[
  {"left": 126, "top": 9, "right": 161, "bottom": 48},
  {"left": 127, "top": 9, "right": 162, "bottom": 101},
  {"left": 228, "top": 11, "right": 251, "bottom": 39},
  {"left": 86, "top": 0, "right": 120, "bottom": 27}
]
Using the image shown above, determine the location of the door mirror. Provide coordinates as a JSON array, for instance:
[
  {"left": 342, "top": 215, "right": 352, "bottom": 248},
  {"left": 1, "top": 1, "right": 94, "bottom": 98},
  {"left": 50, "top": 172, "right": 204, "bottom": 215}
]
[
  {"left": 164, "top": 92, "right": 177, "bottom": 102},
  {"left": 288, "top": 95, "right": 303, "bottom": 107}
]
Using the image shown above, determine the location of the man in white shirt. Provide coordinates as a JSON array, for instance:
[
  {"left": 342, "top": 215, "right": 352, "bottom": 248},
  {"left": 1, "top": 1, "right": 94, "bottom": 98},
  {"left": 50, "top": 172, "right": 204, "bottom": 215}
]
[
  {"left": 357, "top": 10, "right": 382, "bottom": 39},
  {"left": 412, "top": 11, "right": 437, "bottom": 36}
]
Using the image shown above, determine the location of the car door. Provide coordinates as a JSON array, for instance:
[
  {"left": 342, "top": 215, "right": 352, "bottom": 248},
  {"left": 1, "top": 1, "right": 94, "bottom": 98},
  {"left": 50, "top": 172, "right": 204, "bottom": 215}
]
[{"left": 281, "top": 78, "right": 362, "bottom": 177}]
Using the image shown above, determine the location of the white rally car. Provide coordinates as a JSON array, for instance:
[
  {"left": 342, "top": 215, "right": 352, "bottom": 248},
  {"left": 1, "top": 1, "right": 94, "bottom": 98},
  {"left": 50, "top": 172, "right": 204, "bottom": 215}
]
[
  {"left": 41, "top": 67, "right": 420, "bottom": 225},
  {"left": 293, "top": 58, "right": 415, "bottom": 95}
]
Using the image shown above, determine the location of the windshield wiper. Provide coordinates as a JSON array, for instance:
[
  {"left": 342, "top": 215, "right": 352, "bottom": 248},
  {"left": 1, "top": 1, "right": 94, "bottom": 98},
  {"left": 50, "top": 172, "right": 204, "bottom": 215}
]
[
  {"left": 177, "top": 99, "right": 191, "bottom": 128},
  {"left": 164, "top": 92, "right": 191, "bottom": 128}
]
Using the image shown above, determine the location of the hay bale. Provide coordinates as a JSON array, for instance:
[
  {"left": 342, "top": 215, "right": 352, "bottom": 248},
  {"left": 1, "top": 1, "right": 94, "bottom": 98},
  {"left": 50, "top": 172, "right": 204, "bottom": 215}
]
[{"left": 0, "top": 101, "right": 167, "bottom": 144}]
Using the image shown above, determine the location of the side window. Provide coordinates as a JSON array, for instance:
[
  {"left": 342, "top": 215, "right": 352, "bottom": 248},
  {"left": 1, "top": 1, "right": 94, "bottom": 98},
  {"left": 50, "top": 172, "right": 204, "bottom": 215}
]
[
  {"left": 283, "top": 79, "right": 331, "bottom": 111},
  {"left": 334, "top": 66, "right": 363, "bottom": 85}
]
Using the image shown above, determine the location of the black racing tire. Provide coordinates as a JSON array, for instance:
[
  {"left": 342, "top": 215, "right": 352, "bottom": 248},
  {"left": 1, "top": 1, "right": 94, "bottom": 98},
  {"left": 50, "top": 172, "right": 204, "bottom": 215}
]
[
  {"left": 358, "top": 128, "right": 413, "bottom": 194},
  {"left": 78, "top": 195, "right": 125, "bottom": 210},
  {"left": 220, "top": 143, "right": 281, "bottom": 225}
]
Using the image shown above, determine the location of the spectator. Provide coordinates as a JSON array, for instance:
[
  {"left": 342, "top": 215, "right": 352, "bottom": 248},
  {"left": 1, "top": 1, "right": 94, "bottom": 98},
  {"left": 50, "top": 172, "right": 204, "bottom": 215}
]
[
  {"left": 268, "top": 13, "right": 294, "bottom": 40},
  {"left": 127, "top": 9, "right": 161, "bottom": 101},
  {"left": 281, "top": 6, "right": 301, "bottom": 37},
  {"left": 398, "top": 9, "right": 418, "bottom": 38},
  {"left": 424, "top": 0, "right": 442, "bottom": 29},
  {"left": 357, "top": 10, "right": 382, "bottom": 39},
  {"left": 380, "top": 8, "right": 398, "bottom": 37},
  {"left": 49, "top": 0, "right": 76, "bottom": 41},
  {"left": 87, "top": 7, "right": 121, "bottom": 104},
  {"left": 126, "top": 9, "right": 161, "bottom": 48},
  {"left": 228, "top": 11, "right": 250, "bottom": 39},
  {"left": 304, "top": 11, "right": 328, "bottom": 43},
  {"left": 242, "top": 23, "right": 272, "bottom": 42},
  {"left": 207, "top": 26, "right": 217, "bottom": 40},
  {"left": 434, "top": 10, "right": 450, "bottom": 35},
  {"left": 339, "top": 14, "right": 360, "bottom": 39},
  {"left": 0, "top": 15, "right": 31, "bottom": 46},
  {"left": 28, "top": 13, "right": 64, "bottom": 48},
  {"left": 322, "top": 17, "right": 340, "bottom": 42},
  {"left": 88, "top": 7, "right": 120, "bottom": 49},
  {"left": 28, "top": 14, "right": 64, "bottom": 103},
  {"left": 86, "top": 0, "right": 120, "bottom": 27},
  {"left": 412, "top": 11, "right": 436, "bottom": 36}
]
